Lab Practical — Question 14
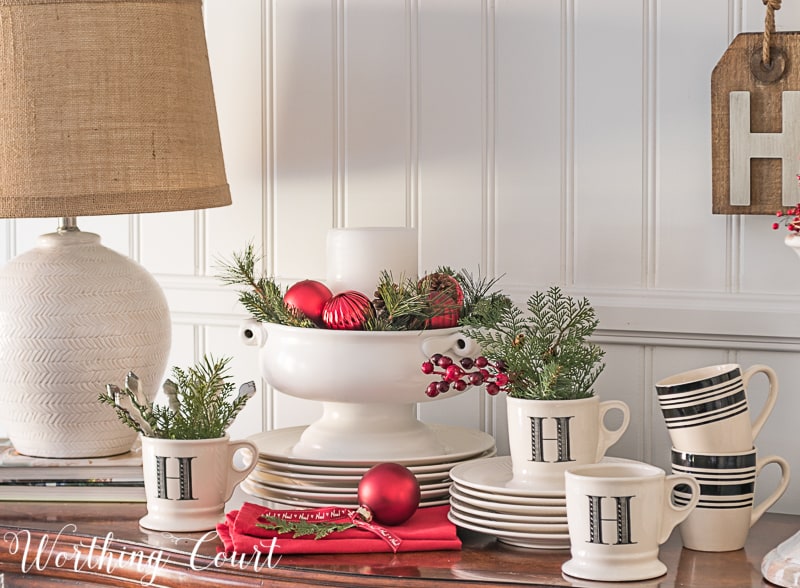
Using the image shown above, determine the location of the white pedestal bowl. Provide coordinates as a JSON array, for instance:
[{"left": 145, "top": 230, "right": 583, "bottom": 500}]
[{"left": 240, "top": 320, "right": 478, "bottom": 460}]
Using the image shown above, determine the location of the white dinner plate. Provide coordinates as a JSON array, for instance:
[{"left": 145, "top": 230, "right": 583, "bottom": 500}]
[
  {"left": 448, "top": 495, "right": 567, "bottom": 524},
  {"left": 248, "top": 471, "right": 453, "bottom": 495},
  {"left": 450, "top": 455, "right": 635, "bottom": 500},
  {"left": 249, "top": 425, "right": 496, "bottom": 467},
  {"left": 449, "top": 503, "right": 569, "bottom": 534},
  {"left": 447, "top": 510, "right": 571, "bottom": 550},
  {"left": 253, "top": 463, "right": 455, "bottom": 485},
  {"left": 244, "top": 477, "right": 450, "bottom": 501},
  {"left": 257, "top": 451, "right": 497, "bottom": 476},
  {"left": 452, "top": 482, "right": 566, "bottom": 506},
  {"left": 450, "top": 456, "right": 568, "bottom": 497},
  {"left": 241, "top": 479, "right": 449, "bottom": 509},
  {"left": 448, "top": 486, "right": 567, "bottom": 517}
]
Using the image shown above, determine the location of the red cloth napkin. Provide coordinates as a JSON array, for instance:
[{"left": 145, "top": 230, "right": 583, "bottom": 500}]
[{"left": 217, "top": 502, "right": 461, "bottom": 555}]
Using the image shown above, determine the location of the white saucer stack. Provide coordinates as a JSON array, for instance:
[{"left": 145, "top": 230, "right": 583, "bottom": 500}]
[
  {"left": 242, "top": 424, "right": 496, "bottom": 509},
  {"left": 448, "top": 456, "right": 571, "bottom": 549}
]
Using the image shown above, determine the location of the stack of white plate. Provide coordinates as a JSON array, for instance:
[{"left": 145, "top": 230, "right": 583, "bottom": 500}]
[
  {"left": 448, "top": 456, "right": 570, "bottom": 550},
  {"left": 242, "top": 424, "right": 496, "bottom": 509}
]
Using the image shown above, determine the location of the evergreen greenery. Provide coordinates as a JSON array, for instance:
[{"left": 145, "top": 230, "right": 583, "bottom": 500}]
[
  {"left": 461, "top": 286, "right": 605, "bottom": 400},
  {"left": 99, "top": 355, "right": 255, "bottom": 439},
  {"left": 216, "top": 244, "right": 315, "bottom": 328},
  {"left": 256, "top": 515, "right": 356, "bottom": 539},
  {"left": 366, "top": 270, "right": 433, "bottom": 330},
  {"left": 216, "top": 245, "right": 512, "bottom": 332}
]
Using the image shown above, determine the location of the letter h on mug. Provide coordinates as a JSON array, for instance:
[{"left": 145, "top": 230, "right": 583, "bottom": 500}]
[
  {"left": 154, "top": 455, "right": 197, "bottom": 501},
  {"left": 529, "top": 416, "right": 574, "bottom": 463},
  {"left": 586, "top": 494, "right": 635, "bottom": 546}
]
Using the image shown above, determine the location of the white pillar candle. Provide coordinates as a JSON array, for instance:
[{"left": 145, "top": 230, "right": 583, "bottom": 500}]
[{"left": 326, "top": 227, "right": 418, "bottom": 295}]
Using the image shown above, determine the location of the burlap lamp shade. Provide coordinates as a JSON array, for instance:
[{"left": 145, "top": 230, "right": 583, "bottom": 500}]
[{"left": 0, "top": 0, "right": 231, "bottom": 457}]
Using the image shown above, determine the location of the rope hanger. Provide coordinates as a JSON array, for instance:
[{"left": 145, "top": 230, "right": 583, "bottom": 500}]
[{"left": 762, "top": 0, "right": 782, "bottom": 67}]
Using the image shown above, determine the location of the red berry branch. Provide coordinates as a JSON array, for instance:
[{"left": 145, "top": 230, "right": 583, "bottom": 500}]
[
  {"left": 773, "top": 202, "right": 800, "bottom": 235},
  {"left": 421, "top": 354, "right": 510, "bottom": 398}
]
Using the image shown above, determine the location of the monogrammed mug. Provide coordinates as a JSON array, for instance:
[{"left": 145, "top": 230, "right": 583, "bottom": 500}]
[
  {"left": 139, "top": 435, "right": 257, "bottom": 532},
  {"left": 562, "top": 461, "right": 700, "bottom": 582},
  {"left": 505, "top": 395, "right": 630, "bottom": 491},
  {"left": 655, "top": 364, "right": 778, "bottom": 453},
  {"left": 671, "top": 447, "right": 790, "bottom": 552}
]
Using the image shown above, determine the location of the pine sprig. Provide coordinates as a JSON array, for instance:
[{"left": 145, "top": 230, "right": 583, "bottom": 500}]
[
  {"left": 461, "top": 286, "right": 605, "bottom": 400},
  {"left": 453, "top": 268, "right": 512, "bottom": 326},
  {"left": 216, "top": 244, "right": 315, "bottom": 328},
  {"left": 367, "top": 271, "right": 432, "bottom": 330},
  {"left": 98, "top": 397, "right": 150, "bottom": 435},
  {"left": 256, "top": 515, "right": 356, "bottom": 539},
  {"left": 99, "top": 355, "right": 256, "bottom": 439},
  {"left": 218, "top": 244, "right": 512, "bottom": 332}
]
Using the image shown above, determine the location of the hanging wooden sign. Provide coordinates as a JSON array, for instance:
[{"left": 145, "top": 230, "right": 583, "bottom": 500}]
[{"left": 712, "top": 32, "right": 800, "bottom": 214}]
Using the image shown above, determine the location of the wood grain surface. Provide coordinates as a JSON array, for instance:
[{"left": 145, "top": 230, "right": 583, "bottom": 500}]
[{"left": 0, "top": 498, "right": 795, "bottom": 587}]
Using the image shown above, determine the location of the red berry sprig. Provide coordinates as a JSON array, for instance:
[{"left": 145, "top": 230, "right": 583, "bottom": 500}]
[
  {"left": 773, "top": 202, "right": 800, "bottom": 234},
  {"left": 421, "top": 353, "right": 510, "bottom": 398}
]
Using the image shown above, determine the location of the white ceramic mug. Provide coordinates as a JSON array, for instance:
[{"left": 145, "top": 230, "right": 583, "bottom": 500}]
[
  {"left": 563, "top": 461, "right": 700, "bottom": 582},
  {"left": 505, "top": 395, "right": 630, "bottom": 491},
  {"left": 139, "top": 435, "right": 257, "bottom": 532},
  {"left": 655, "top": 364, "right": 778, "bottom": 453},
  {"left": 671, "top": 447, "right": 790, "bottom": 552}
]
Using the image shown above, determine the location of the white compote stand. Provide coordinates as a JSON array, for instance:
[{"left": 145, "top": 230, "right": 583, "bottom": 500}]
[
  {"left": 238, "top": 228, "right": 496, "bottom": 507},
  {"left": 240, "top": 322, "right": 479, "bottom": 460}
]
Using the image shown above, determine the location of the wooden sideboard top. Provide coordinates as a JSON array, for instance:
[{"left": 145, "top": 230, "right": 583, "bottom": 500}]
[{"left": 0, "top": 495, "right": 796, "bottom": 588}]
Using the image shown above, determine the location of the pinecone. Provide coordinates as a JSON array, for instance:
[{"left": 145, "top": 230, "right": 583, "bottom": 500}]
[
  {"left": 423, "top": 272, "right": 460, "bottom": 300},
  {"left": 419, "top": 272, "right": 464, "bottom": 328},
  {"left": 372, "top": 289, "right": 390, "bottom": 323}
]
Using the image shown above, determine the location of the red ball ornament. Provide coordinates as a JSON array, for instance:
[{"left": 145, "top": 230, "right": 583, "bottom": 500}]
[
  {"left": 283, "top": 280, "right": 332, "bottom": 324},
  {"left": 419, "top": 273, "right": 464, "bottom": 328},
  {"left": 358, "top": 463, "right": 421, "bottom": 526},
  {"left": 322, "top": 290, "right": 373, "bottom": 330}
]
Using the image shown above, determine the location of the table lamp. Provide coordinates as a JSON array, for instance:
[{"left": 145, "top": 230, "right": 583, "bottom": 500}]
[{"left": 0, "top": 0, "right": 231, "bottom": 457}]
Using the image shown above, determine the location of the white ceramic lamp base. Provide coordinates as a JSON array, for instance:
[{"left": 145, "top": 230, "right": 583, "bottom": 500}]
[{"left": 0, "top": 229, "right": 171, "bottom": 458}]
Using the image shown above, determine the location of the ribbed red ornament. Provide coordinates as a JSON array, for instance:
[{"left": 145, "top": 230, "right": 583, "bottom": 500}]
[{"left": 322, "top": 290, "right": 374, "bottom": 330}]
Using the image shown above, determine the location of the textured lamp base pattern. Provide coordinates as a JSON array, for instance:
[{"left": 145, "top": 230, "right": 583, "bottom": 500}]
[{"left": 0, "top": 230, "right": 171, "bottom": 458}]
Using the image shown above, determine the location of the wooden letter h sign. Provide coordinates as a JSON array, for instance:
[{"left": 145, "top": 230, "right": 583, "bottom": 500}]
[{"left": 712, "top": 33, "right": 800, "bottom": 214}]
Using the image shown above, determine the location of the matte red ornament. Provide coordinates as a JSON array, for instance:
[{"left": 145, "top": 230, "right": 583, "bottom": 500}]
[
  {"left": 420, "top": 273, "right": 464, "bottom": 328},
  {"left": 283, "top": 280, "right": 333, "bottom": 325},
  {"left": 358, "top": 463, "right": 421, "bottom": 526},
  {"left": 322, "top": 290, "right": 373, "bottom": 330}
]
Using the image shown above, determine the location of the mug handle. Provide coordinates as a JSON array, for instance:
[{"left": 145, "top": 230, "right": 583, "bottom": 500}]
[
  {"left": 659, "top": 474, "right": 700, "bottom": 544},
  {"left": 741, "top": 364, "right": 779, "bottom": 442},
  {"left": 225, "top": 440, "right": 258, "bottom": 500},
  {"left": 594, "top": 400, "right": 631, "bottom": 462},
  {"left": 751, "top": 455, "right": 791, "bottom": 527}
]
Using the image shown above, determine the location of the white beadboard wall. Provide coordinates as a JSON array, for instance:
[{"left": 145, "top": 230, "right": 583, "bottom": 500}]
[{"left": 3, "top": 0, "right": 800, "bottom": 514}]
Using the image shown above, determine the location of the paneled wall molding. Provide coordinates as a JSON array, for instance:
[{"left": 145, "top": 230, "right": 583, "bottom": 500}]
[
  {"left": 564, "top": 286, "right": 800, "bottom": 344},
  {"left": 159, "top": 275, "right": 245, "bottom": 327}
]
